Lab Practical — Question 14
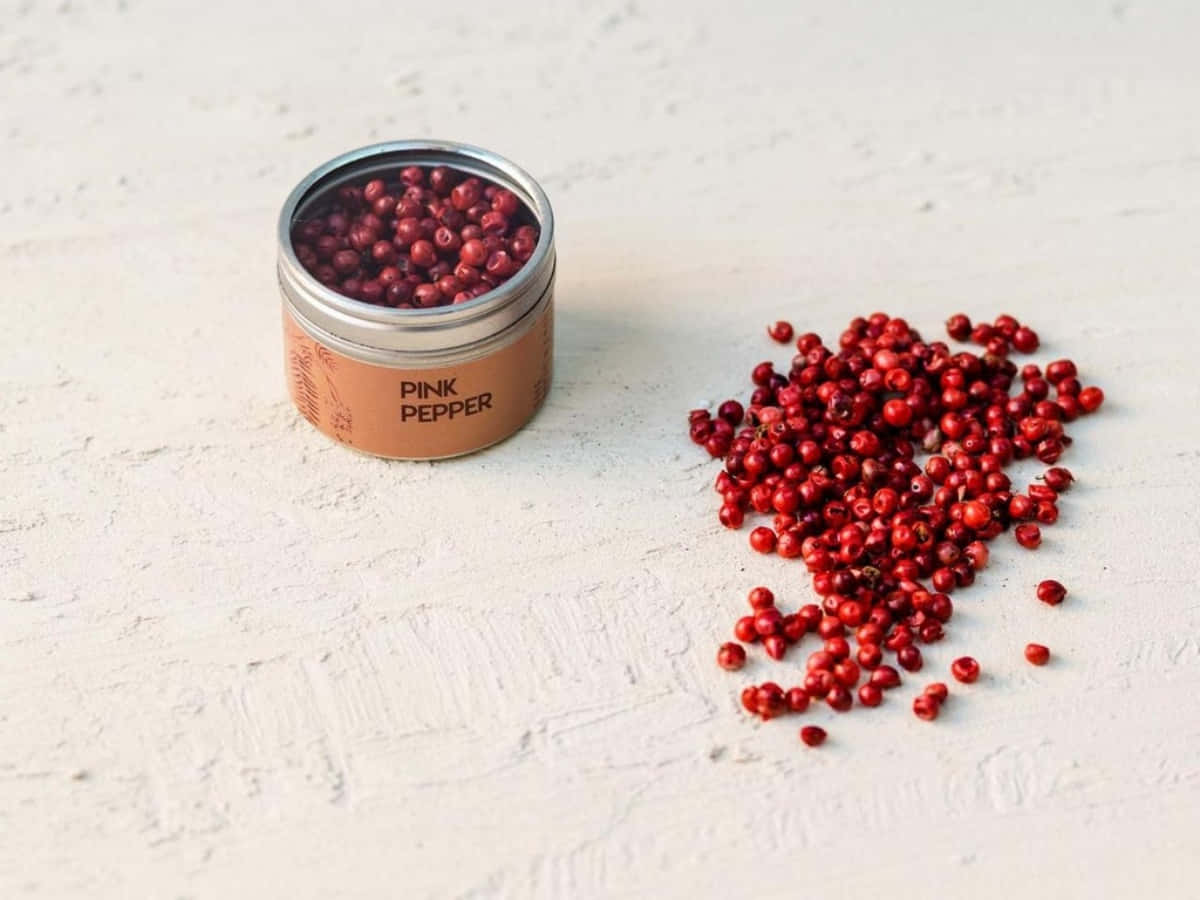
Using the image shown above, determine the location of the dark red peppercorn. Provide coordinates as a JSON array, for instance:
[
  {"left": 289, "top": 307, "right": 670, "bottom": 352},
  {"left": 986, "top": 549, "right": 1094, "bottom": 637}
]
[
  {"left": 1043, "top": 467, "right": 1074, "bottom": 492},
  {"left": 767, "top": 320, "right": 794, "bottom": 344},
  {"left": 717, "top": 643, "right": 746, "bottom": 671},
  {"left": 1078, "top": 386, "right": 1104, "bottom": 413},
  {"left": 717, "top": 400, "right": 744, "bottom": 426},
  {"left": 1036, "top": 579, "right": 1067, "bottom": 605},
  {"left": 1010, "top": 494, "right": 1035, "bottom": 520},
  {"left": 945, "top": 313, "right": 972, "bottom": 341},
  {"left": 436, "top": 275, "right": 463, "bottom": 299},
  {"left": 800, "top": 725, "right": 827, "bottom": 747},
  {"left": 428, "top": 166, "right": 457, "bottom": 195},
  {"left": 1015, "top": 523, "right": 1042, "bottom": 549},
  {"left": 1045, "top": 359, "right": 1078, "bottom": 384},
  {"left": 719, "top": 504, "right": 745, "bottom": 529},
  {"left": 491, "top": 189, "right": 520, "bottom": 217},
  {"left": 763, "top": 634, "right": 788, "bottom": 660},
  {"left": 826, "top": 684, "right": 853, "bottom": 712},
  {"left": 409, "top": 239, "right": 437, "bottom": 268},
  {"left": 913, "top": 694, "right": 940, "bottom": 721},
  {"left": 450, "top": 178, "right": 482, "bottom": 211},
  {"left": 734, "top": 616, "right": 758, "bottom": 643},
  {"left": 858, "top": 683, "right": 883, "bottom": 707},
  {"left": 970, "top": 323, "right": 995, "bottom": 345},
  {"left": 754, "top": 683, "right": 787, "bottom": 720},
  {"left": 754, "top": 607, "right": 784, "bottom": 636},
  {"left": 869, "top": 665, "right": 901, "bottom": 689},
  {"left": 395, "top": 217, "right": 422, "bottom": 246},
  {"left": 950, "top": 656, "right": 980, "bottom": 683},
  {"left": 486, "top": 250, "right": 515, "bottom": 278},
  {"left": 923, "top": 682, "right": 949, "bottom": 704},
  {"left": 857, "top": 643, "right": 883, "bottom": 669},
  {"left": 749, "top": 527, "right": 777, "bottom": 554},
  {"left": 786, "top": 687, "right": 810, "bottom": 712},
  {"left": 480, "top": 210, "right": 509, "bottom": 234},
  {"left": 331, "top": 249, "right": 360, "bottom": 274},
  {"left": 459, "top": 238, "right": 488, "bottom": 267},
  {"left": 824, "top": 637, "right": 850, "bottom": 660},
  {"left": 803, "top": 669, "right": 835, "bottom": 698},
  {"left": 1025, "top": 643, "right": 1050, "bottom": 665},
  {"left": 1035, "top": 501, "right": 1059, "bottom": 524},
  {"left": 385, "top": 281, "right": 413, "bottom": 306},
  {"left": 1028, "top": 484, "right": 1058, "bottom": 504},
  {"left": 833, "top": 660, "right": 860, "bottom": 687},
  {"left": 357, "top": 279, "right": 383, "bottom": 304},
  {"left": 433, "top": 226, "right": 462, "bottom": 256},
  {"left": 807, "top": 649, "right": 836, "bottom": 672},
  {"left": 1011, "top": 326, "right": 1039, "bottom": 353},
  {"left": 747, "top": 586, "right": 775, "bottom": 610},
  {"left": 897, "top": 645, "right": 923, "bottom": 672}
]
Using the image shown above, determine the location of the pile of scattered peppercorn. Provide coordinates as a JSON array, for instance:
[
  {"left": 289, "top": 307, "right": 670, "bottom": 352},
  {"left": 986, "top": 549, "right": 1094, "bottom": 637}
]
[
  {"left": 290, "top": 165, "right": 539, "bottom": 308},
  {"left": 690, "top": 312, "right": 1104, "bottom": 746}
]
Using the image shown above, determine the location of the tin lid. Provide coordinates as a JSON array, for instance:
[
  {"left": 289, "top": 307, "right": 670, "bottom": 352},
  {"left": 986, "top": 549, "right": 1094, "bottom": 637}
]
[{"left": 277, "top": 140, "right": 555, "bottom": 357}]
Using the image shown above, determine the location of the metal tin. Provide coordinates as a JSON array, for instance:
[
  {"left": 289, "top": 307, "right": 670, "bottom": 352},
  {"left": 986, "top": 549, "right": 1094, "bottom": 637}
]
[{"left": 277, "top": 140, "right": 555, "bottom": 459}]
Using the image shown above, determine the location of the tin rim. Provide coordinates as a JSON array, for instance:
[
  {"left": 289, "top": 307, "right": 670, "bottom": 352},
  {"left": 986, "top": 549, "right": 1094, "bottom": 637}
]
[{"left": 277, "top": 140, "right": 555, "bottom": 355}]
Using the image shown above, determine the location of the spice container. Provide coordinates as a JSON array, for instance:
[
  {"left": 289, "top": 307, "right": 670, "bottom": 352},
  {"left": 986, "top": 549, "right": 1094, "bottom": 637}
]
[{"left": 277, "top": 140, "right": 555, "bottom": 459}]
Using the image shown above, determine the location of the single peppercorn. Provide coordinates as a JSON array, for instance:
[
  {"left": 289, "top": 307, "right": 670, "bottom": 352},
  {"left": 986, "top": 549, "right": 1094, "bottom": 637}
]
[
  {"left": 1015, "top": 523, "right": 1042, "bottom": 549},
  {"left": 1042, "top": 467, "right": 1074, "bottom": 492},
  {"left": 763, "top": 634, "right": 788, "bottom": 660},
  {"left": 826, "top": 684, "right": 853, "bottom": 711},
  {"left": 897, "top": 645, "right": 923, "bottom": 672},
  {"left": 754, "top": 682, "right": 787, "bottom": 720},
  {"left": 1011, "top": 326, "right": 1039, "bottom": 353},
  {"left": 804, "top": 669, "right": 835, "bottom": 698},
  {"left": 786, "top": 687, "right": 810, "bottom": 712},
  {"left": 733, "top": 616, "right": 758, "bottom": 643},
  {"left": 962, "top": 500, "right": 991, "bottom": 531},
  {"left": 1037, "top": 579, "right": 1067, "bottom": 605},
  {"left": 1078, "top": 386, "right": 1104, "bottom": 413},
  {"left": 1045, "top": 359, "right": 1078, "bottom": 384},
  {"left": 718, "top": 504, "right": 745, "bottom": 529},
  {"left": 913, "top": 694, "right": 940, "bottom": 721},
  {"left": 869, "top": 665, "right": 901, "bottom": 689},
  {"left": 833, "top": 659, "right": 860, "bottom": 687},
  {"left": 753, "top": 607, "right": 784, "bottom": 636},
  {"left": 749, "top": 526, "right": 777, "bottom": 554},
  {"left": 1024, "top": 643, "right": 1051, "bottom": 665},
  {"left": 767, "top": 320, "right": 795, "bottom": 344},
  {"left": 800, "top": 725, "right": 827, "bottom": 747},
  {"left": 858, "top": 683, "right": 883, "bottom": 707},
  {"left": 717, "top": 399, "right": 745, "bottom": 426},
  {"left": 747, "top": 586, "right": 775, "bottom": 610},
  {"left": 945, "top": 313, "right": 972, "bottom": 341},
  {"left": 950, "top": 656, "right": 980, "bottom": 683},
  {"left": 717, "top": 643, "right": 747, "bottom": 671}
]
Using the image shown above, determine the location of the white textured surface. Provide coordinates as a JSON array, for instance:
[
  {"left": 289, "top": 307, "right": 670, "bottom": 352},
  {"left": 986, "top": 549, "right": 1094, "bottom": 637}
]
[{"left": 3, "top": 1, "right": 1200, "bottom": 897}]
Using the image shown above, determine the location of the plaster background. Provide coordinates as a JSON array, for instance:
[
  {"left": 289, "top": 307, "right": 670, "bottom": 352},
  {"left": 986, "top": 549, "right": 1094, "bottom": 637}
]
[{"left": 2, "top": 2, "right": 1198, "bottom": 896}]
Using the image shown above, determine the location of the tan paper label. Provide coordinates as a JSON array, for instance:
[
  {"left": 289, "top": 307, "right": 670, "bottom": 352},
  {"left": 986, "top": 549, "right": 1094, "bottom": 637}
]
[{"left": 283, "top": 303, "right": 552, "bottom": 459}]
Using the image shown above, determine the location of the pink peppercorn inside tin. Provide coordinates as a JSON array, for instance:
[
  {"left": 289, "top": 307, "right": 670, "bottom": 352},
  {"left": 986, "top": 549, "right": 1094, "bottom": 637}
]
[{"left": 277, "top": 140, "right": 555, "bottom": 460}]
